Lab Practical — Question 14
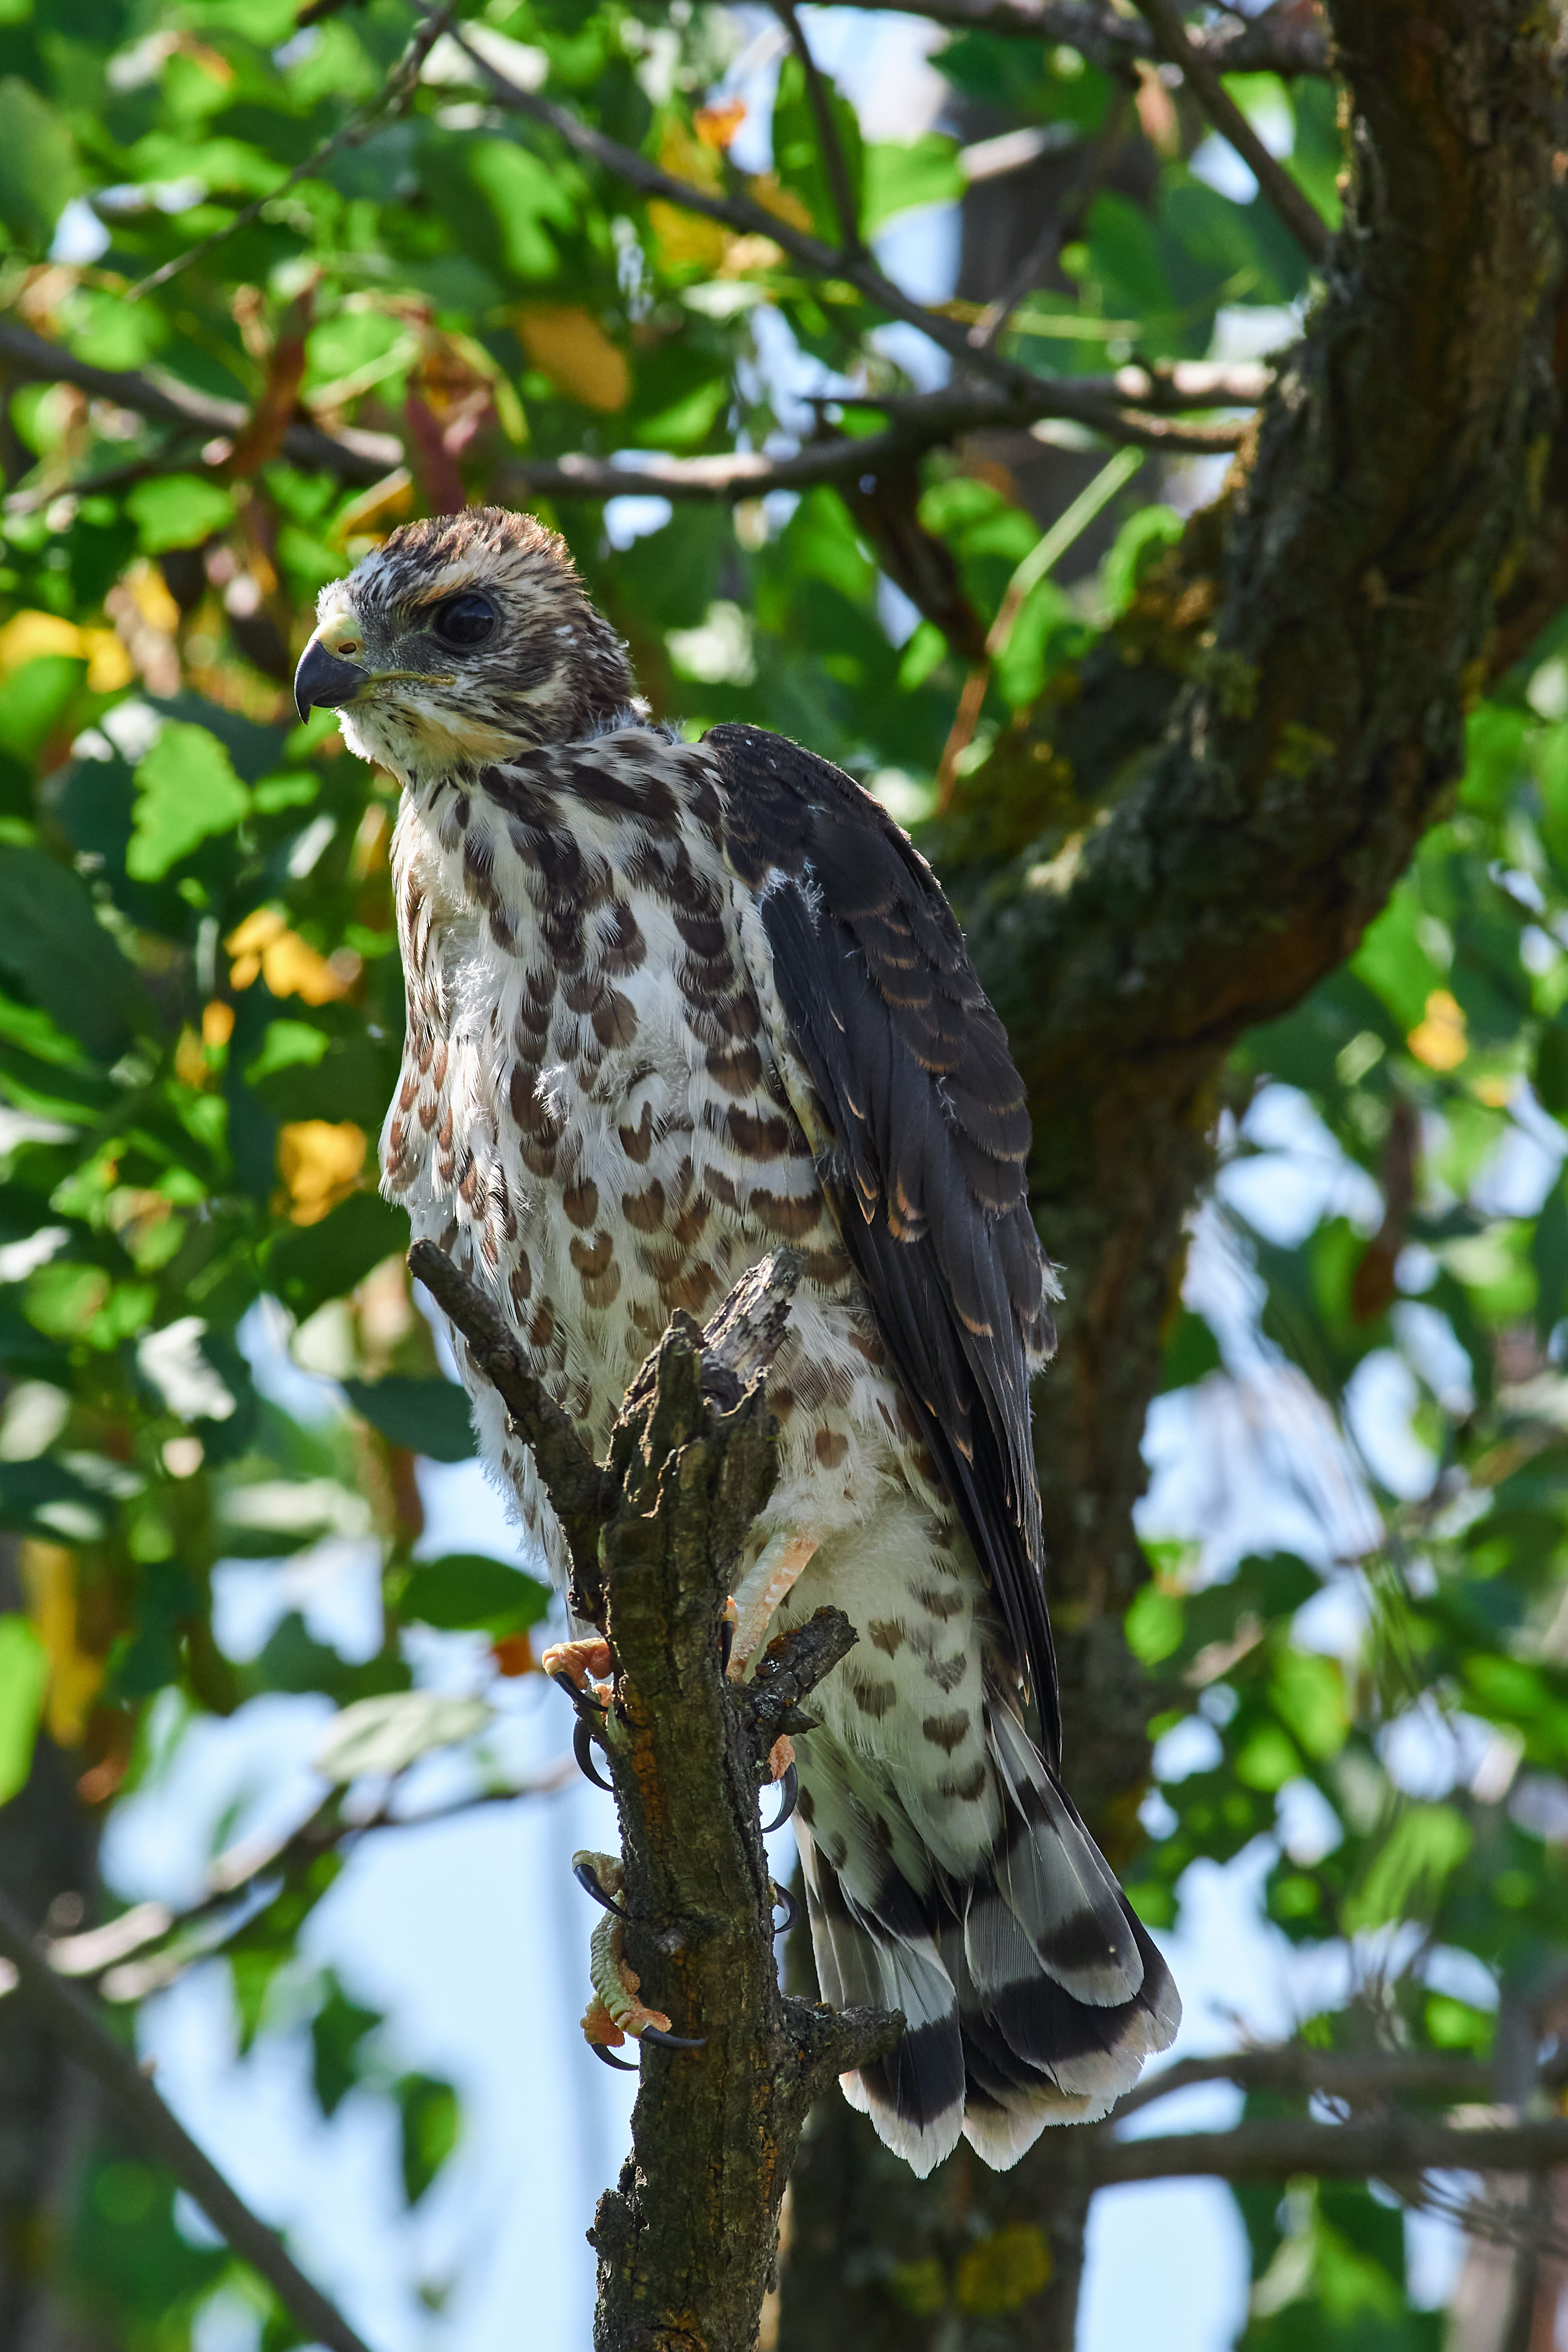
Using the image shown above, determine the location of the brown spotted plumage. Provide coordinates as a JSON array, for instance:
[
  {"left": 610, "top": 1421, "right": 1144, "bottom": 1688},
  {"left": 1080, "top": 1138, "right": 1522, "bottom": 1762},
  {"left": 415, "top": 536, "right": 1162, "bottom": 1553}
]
[{"left": 296, "top": 506, "right": 1177, "bottom": 2178}]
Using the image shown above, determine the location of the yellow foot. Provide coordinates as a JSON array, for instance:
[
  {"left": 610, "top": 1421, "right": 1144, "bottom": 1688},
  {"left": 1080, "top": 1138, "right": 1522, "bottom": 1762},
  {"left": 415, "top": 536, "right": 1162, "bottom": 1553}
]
[
  {"left": 542, "top": 1636, "right": 613, "bottom": 1702},
  {"left": 768, "top": 1734, "right": 795, "bottom": 1783},
  {"left": 727, "top": 1536, "right": 820, "bottom": 1679}
]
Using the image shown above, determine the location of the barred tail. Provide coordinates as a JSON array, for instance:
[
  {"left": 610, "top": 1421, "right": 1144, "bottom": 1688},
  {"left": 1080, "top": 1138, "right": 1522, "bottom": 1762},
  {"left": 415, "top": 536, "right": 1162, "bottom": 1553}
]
[{"left": 796, "top": 1707, "right": 1179, "bottom": 2177}]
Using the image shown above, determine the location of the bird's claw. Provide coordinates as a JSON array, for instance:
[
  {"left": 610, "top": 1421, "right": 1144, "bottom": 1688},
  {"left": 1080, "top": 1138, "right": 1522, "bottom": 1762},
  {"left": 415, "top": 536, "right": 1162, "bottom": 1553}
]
[
  {"left": 762, "top": 1762, "right": 798, "bottom": 1833},
  {"left": 760, "top": 1735, "right": 797, "bottom": 1832},
  {"left": 589, "top": 2039, "right": 638, "bottom": 2071},
  {"left": 573, "top": 1714, "right": 614, "bottom": 1793},
  {"left": 770, "top": 1881, "right": 800, "bottom": 1934},
  {"left": 543, "top": 1638, "right": 612, "bottom": 1713},
  {"left": 719, "top": 1596, "right": 737, "bottom": 1677},
  {"left": 640, "top": 2023, "right": 707, "bottom": 2051},
  {"left": 573, "top": 1854, "right": 626, "bottom": 1916}
]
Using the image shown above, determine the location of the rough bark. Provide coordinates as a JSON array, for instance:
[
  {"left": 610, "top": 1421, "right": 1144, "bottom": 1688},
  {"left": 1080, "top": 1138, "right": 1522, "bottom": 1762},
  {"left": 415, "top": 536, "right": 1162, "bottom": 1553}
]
[
  {"left": 413, "top": 1245, "right": 900, "bottom": 2352},
  {"left": 0, "top": 1542, "right": 101, "bottom": 2352},
  {"left": 780, "top": 4, "right": 1566, "bottom": 2342}
]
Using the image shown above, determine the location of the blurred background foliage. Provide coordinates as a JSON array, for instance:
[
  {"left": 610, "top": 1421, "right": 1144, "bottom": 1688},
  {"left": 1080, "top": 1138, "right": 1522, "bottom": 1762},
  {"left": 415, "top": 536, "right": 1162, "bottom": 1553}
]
[{"left": 0, "top": 3, "right": 1563, "bottom": 2347}]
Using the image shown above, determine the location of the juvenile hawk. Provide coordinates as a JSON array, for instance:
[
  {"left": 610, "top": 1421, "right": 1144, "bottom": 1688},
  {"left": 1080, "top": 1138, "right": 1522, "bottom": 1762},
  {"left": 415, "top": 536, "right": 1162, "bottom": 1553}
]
[{"left": 295, "top": 506, "right": 1178, "bottom": 2175}]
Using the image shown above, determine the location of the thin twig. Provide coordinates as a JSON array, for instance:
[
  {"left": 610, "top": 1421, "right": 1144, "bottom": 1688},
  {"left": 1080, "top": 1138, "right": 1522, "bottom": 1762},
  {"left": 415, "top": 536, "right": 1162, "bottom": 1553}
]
[
  {"left": 44, "top": 1767, "right": 573, "bottom": 1992},
  {"left": 847, "top": 0, "right": 1331, "bottom": 77},
  {"left": 0, "top": 1888, "right": 379, "bottom": 2352},
  {"left": 770, "top": 0, "right": 865, "bottom": 256},
  {"left": 1113, "top": 2045, "right": 1495, "bottom": 2119},
  {"left": 497, "top": 366, "right": 1259, "bottom": 507},
  {"left": 127, "top": 4, "right": 460, "bottom": 300},
  {"left": 0, "top": 320, "right": 400, "bottom": 484},
  {"left": 1085, "top": 2112, "right": 1568, "bottom": 2188},
  {"left": 1135, "top": 0, "right": 1331, "bottom": 262}
]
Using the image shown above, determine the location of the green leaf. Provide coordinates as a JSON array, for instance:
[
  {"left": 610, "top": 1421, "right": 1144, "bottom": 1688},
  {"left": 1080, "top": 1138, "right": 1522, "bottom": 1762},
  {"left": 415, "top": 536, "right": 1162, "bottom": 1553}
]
[
  {"left": 125, "top": 475, "right": 236, "bottom": 556},
  {"left": 0, "top": 846, "right": 143, "bottom": 1059},
  {"left": 265, "top": 1193, "right": 408, "bottom": 1320},
  {"left": 1535, "top": 1019, "right": 1568, "bottom": 1117},
  {"left": 1343, "top": 1802, "right": 1473, "bottom": 1932},
  {"left": 0, "top": 656, "right": 86, "bottom": 762},
  {"left": 343, "top": 1377, "right": 475, "bottom": 1463},
  {"left": 0, "top": 79, "right": 79, "bottom": 248},
  {"left": 129, "top": 723, "right": 251, "bottom": 881},
  {"left": 309, "top": 1975, "right": 383, "bottom": 2119},
  {"left": 1160, "top": 1307, "right": 1222, "bottom": 1391},
  {"left": 313, "top": 1692, "right": 491, "bottom": 1782},
  {"left": 1125, "top": 1582, "right": 1183, "bottom": 1666},
  {"left": 392, "top": 1553, "right": 551, "bottom": 1635},
  {"left": 0, "top": 1613, "right": 47, "bottom": 1802},
  {"left": 396, "top": 2071, "right": 459, "bottom": 2203},
  {"left": 861, "top": 136, "right": 962, "bottom": 236}
]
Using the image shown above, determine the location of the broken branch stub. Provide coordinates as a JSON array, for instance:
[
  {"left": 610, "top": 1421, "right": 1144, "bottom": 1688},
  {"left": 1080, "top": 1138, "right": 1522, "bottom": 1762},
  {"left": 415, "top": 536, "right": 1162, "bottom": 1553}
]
[{"left": 406, "top": 1241, "right": 900, "bottom": 2351}]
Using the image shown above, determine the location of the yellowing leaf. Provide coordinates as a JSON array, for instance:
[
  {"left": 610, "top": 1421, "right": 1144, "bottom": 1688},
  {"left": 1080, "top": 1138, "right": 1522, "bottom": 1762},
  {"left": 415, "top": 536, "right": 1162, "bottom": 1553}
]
[
  {"left": 227, "top": 907, "right": 351, "bottom": 1005},
  {"left": 647, "top": 200, "right": 728, "bottom": 273},
  {"left": 694, "top": 99, "right": 746, "bottom": 152},
  {"left": 20, "top": 1540, "right": 103, "bottom": 1749},
  {"left": 1408, "top": 988, "right": 1468, "bottom": 1071},
  {"left": 746, "top": 173, "right": 814, "bottom": 234},
  {"left": 954, "top": 2224, "right": 1051, "bottom": 2318},
  {"left": 657, "top": 117, "right": 723, "bottom": 192},
  {"left": 720, "top": 233, "right": 784, "bottom": 278},
  {"left": 278, "top": 1120, "right": 367, "bottom": 1224},
  {"left": 0, "top": 610, "right": 132, "bottom": 691},
  {"left": 516, "top": 306, "right": 630, "bottom": 411}
]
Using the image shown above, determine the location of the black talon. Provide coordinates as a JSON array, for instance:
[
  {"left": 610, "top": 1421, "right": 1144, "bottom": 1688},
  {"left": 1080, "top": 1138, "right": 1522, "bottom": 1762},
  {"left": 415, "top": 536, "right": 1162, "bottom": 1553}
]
[
  {"left": 574, "top": 1716, "right": 614, "bottom": 1794},
  {"left": 770, "top": 1883, "right": 800, "bottom": 1934},
  {"left": 719, "top": 1613, "right": 735, "bottom": 1676},
  {"left": 761, "top": 1762, "right": 798, "bottom": 1834},
  {"left": 550, "top": 1669, "right": 605, "bottom": 1714},
  {"left": 573, "top": 1858, "right": 626, "bottom": 1916},
  {"left": 590, "top": 2041, "right": 638, "bottom": 2071},
  {"left": 640, "top": 2024, "right": 707, "bottom": 2051}
]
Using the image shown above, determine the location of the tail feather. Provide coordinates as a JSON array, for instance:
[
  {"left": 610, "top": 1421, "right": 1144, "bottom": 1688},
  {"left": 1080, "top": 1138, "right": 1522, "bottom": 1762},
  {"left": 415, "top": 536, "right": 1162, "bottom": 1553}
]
[
  {"left": 795, "top": 1705, "right": 1180, "bottom": 2175},
  {"left": 799, "top": 1823, "right": 966, "bottom": 2177}
]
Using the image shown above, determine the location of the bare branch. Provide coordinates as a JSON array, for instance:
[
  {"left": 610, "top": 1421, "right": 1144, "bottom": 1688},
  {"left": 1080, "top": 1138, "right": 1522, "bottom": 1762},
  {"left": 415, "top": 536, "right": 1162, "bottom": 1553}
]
[
  {"left": 587, "top": 1269, "right": 900, "bottom": 2349},
  {"left": 770, "top": 0, "right": 865, "bottom": 256},
  {"left": 126, "top": 4, "right": 461, "bottom": 301},
  {"left": 0, "top": 320, "right": 401, "bottom": 485},
  {"left": 1135, "top": 0, "right": 1332, "bottom": 262},
  {"left": 843, "top": 0, "right": 1332, "bottom": 77},
  {"left": 1114, "top": 2046, "right": 1496, "bottom": 2119},
  {"left": 496, "top": 364, "right": 1262, "bottom": 506},
  {"left": 0, "top": 1887, "right": 379, "bottom": 2352},
  {"left": 413, "top": 1237, "right": 897, "bottom": 2347},
  {"left": 1083, "top": 2113, "right": 1568, "bottom": 2188},
  {"left": 44, "top": 1767, "right": 573, "bottom": 1996}
]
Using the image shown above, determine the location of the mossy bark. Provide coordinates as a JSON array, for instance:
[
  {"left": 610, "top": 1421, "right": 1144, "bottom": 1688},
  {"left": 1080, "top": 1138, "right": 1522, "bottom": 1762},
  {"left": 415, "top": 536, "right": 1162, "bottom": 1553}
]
[{"left": 779, "top": 5, "right": 1567, "bottom": 2343}]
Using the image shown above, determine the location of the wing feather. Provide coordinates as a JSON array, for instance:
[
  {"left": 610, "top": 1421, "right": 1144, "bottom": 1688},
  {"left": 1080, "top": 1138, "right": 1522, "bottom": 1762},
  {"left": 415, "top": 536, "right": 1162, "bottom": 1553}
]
[{"left": 707, "top": 722, "right": 1062, "bottom": 1760}]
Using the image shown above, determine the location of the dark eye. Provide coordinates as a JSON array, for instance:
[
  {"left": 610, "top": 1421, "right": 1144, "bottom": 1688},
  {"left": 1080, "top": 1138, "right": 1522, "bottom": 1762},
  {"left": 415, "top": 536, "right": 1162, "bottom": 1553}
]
[{"left": 431, "top": 592, "right": 497, "bottom": 648}]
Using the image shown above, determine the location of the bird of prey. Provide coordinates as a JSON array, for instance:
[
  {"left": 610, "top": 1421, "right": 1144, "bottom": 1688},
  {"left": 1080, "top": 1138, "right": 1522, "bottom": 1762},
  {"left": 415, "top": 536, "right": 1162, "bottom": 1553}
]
[{"left": 294, "top": 506, "right": 1178, "bottom": 2175}]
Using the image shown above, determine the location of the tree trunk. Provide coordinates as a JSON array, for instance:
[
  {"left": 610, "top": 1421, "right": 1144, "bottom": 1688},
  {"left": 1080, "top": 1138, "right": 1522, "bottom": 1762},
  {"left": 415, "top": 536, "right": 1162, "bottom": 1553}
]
[
  {"left": 0, "top": 1544, "right": 103, "bottom": 2352},
  {"left": 778, "top": 4, "right": 1566, "bottom": 2341}
]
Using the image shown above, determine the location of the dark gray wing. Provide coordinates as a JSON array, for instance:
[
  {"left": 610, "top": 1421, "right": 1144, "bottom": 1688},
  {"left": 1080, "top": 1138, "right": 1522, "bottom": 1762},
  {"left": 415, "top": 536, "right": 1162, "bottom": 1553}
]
[{"left": 705, "top": 722, "right": 1061, "bottom": 1763}]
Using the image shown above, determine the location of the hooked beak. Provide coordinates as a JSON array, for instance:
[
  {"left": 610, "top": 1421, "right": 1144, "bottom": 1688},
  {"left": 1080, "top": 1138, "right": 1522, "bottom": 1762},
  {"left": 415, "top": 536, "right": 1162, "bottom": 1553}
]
[{"left": 294, "top": 633, "right": 369, "bottom": 725}]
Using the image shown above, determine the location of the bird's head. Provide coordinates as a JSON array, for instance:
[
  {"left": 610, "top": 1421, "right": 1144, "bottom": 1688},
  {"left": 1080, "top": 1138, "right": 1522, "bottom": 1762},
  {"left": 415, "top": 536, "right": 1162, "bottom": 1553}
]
[{"left": 294, "top": 505, "right": 639, "bottom": 779}]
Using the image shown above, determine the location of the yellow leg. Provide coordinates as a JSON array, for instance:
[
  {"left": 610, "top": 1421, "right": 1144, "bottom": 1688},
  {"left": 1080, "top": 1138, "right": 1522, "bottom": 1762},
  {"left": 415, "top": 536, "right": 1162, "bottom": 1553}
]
[{"left": 726, "top": 1533, "right": 819, "bottom": 1679}]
